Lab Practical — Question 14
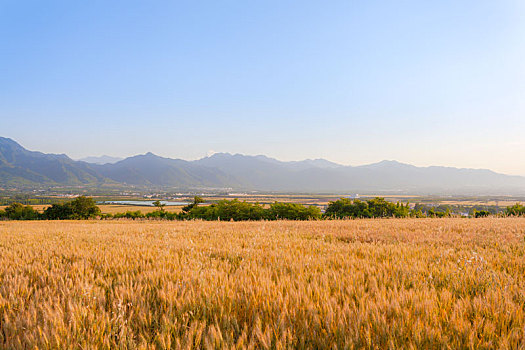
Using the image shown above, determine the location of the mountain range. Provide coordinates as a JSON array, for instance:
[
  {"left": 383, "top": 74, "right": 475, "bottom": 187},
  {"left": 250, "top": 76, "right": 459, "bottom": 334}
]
[{"left": 1, "top": 136, "right": 524, "bottom": 194}]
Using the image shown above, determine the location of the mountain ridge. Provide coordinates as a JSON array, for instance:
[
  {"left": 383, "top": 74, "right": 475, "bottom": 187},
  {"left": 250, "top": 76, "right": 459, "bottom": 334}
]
[{"left": 1, "top": 137, "right": 524, "bottom": 194}]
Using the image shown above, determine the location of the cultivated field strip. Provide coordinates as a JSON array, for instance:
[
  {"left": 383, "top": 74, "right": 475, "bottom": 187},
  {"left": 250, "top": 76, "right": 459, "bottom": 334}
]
[{"left": 0, "top": 219, "right": 524, "bottom": 349}]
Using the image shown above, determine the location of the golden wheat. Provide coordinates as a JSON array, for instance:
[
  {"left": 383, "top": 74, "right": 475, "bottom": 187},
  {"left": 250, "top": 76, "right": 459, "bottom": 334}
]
[{"left": 0, "top": 218, "right": 524, "bottom": 349}]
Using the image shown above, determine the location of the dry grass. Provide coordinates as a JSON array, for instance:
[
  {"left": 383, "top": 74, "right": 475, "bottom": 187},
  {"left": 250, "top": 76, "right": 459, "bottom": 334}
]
[{"left": 0, "top": 218, "right": 524, "bottom": 349}]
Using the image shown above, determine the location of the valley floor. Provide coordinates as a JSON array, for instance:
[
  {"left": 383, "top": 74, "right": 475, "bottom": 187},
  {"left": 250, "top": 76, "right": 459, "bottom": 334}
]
[{"left": 0, "top": 219, "right": 524, "bottom": 348}]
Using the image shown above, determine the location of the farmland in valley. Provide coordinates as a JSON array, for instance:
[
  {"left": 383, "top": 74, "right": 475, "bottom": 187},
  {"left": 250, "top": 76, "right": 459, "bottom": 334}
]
[{"left": 1, "top": 219, "right": 524, "bottom": 348}]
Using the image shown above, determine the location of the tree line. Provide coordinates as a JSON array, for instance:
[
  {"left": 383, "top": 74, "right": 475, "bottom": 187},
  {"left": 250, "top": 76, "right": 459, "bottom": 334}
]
[
  {"left": 0, "top": 196, "right": 102, "bottom": 220},
  {"left": 109, "top": 198, "right": 322, "bottom": 221},
  {"left": 1, "top": 196, "right": 524, "bottom": 221}
]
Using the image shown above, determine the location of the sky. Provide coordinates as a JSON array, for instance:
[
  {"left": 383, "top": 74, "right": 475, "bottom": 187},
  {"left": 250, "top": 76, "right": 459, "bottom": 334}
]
[{"left": 1, "top": 0, "right": 524, "bottom": 175}]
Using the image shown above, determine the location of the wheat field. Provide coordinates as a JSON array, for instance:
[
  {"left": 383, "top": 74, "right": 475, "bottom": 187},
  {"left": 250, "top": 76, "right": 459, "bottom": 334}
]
[{"left": 0, "top": 219, "right": 524, "bottom": 349}]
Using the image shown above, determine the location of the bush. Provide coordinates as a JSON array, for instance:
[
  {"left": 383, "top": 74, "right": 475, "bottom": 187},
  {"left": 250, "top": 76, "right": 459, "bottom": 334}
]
[
  {"left": 474, "top": 210, "right": 490, "bottom": 218},
  {"left": 113, "top": 211, "right": 144, "bottom": 220},
  {"left": 145, "top": 210, "right": 178, "bottom": 220}
]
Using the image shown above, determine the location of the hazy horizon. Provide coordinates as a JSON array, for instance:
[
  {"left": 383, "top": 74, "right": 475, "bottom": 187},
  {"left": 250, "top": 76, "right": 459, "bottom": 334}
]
[
  {"left": 71, "top": 150, "right": 525, "bottom": 176},
  {"left": 2, "top": 1, "right": 524, "bottom": 176}
]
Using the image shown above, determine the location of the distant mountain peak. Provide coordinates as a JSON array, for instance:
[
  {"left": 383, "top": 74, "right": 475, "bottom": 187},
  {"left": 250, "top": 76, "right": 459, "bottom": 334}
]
[
  {"left": 374, "top": 160, "right": 404, "bottom": 165},
  {"left": 78, "top": 155, "right": 123, "bottom": 165},
  {"left": 0, "top": 136, "right": 25, "bottom": 150},
  {"left": 126, "top": 152, "right": 164, "bottom": 159},
  {"left": 292, "top": 158, "right": 342, "bottom": 169},
  {"left": 202, "top": 152, "right": 279, "bottom": 164},
  {"left": 360, "top": 160, "right": 414, "bottom": 169},
  {"left": 0, "top": 136, "right": 17, "bottom": 143},
  {"left": 124, "top": 152, "right": 165, "bottom": 161},
  {"left": 207, "top": 152, "right": 232, "bottom": 158}
]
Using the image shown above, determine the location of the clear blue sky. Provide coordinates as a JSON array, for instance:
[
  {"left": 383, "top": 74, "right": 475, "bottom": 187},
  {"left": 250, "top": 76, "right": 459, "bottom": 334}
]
[{"left": 1, "top": 0, "right": 524, "bottom": 175}]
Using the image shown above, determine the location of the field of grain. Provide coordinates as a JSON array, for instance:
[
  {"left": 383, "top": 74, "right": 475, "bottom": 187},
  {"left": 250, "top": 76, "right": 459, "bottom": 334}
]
[{"left": 1, "top": 219, "right": 524, "bottom": 349}]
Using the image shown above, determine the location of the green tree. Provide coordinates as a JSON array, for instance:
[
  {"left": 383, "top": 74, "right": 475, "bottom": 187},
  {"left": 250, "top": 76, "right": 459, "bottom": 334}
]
[
  {"left": 474, "top": 210, "right": 490, "bottom": 218},
  {"left": 69, "top": 196, "right": 101, "bottom": 219},
  {"left": 152, "top": 200, "right": 165, "bottom": 211},
  {"left": 43, "top": 196, "right": 100, "bottom": 220},
  {"left": 324, "top": 198, "right": 367, "bottom": 218},
  {"left": 182, "top": 196, "right": 205, "bottom": 213},
  {"left": 187, "top": 199, "right": 266, "bottom": 221},
  {"left": 506, "top": 203, "right": 525, "bottom": 216},
  {"left": 324, "top": 197, "right": 411, "bottom": 219},
  {"left": 4, "top": 203, "right": 39, "bottom": 220},
  {"left": 267, "top": 202, "right": 321, "bottom": 220},
  {"left": 43, "top": 203, "right": 74, "bottom": 220}
]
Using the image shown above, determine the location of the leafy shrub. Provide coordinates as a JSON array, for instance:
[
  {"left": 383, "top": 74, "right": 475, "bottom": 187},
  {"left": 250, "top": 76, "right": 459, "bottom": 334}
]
[{"left": 113, "top": 211, "right": 144, "bottom": 219}]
